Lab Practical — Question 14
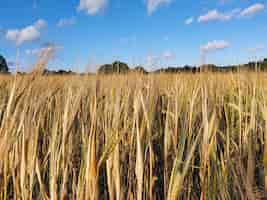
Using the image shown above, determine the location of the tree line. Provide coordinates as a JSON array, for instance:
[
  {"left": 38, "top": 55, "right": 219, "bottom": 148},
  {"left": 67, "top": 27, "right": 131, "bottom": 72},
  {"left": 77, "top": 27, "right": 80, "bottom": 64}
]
[{"left": 1, "top": 54, "right": 267, "bottom": 75}]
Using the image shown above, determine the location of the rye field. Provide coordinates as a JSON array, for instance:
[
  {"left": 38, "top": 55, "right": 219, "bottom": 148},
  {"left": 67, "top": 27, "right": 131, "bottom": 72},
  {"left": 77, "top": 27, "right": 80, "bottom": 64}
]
[{"left": 0, "top": 72, "right": 266, "bottom": 199}]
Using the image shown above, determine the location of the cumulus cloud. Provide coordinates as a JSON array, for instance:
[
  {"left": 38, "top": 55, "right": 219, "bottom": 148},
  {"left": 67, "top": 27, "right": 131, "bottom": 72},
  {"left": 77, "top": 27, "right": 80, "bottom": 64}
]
[
  {"left": 6, "top": 19, "right": 46, "bottom": 46},
  {"left": 240, "top": 3, "right": 265, "bottom": 17},
  {"left": 57, "top": 17, "right": 76, "bottom": 27},
  {"left": 200, "top": 40, "right": 230, "bottom": 53},
  {"left": 77, "top": 0, "right": 107, "bottom": 15},
  {"left": 147, "top": 0, "right": 172, "bottom": 15},
  {"left": 185, "top": 17, "right": 194, "bottom": 25},
  {"left": 198, "top": 9, "right": 239, "bottom": 22}
]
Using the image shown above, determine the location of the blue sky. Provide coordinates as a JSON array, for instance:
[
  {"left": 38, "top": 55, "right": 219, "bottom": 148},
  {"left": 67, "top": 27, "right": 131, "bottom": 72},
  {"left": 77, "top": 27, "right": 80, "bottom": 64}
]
[{"left": 0, "top": 0, "right": 267, "bottom": 72}]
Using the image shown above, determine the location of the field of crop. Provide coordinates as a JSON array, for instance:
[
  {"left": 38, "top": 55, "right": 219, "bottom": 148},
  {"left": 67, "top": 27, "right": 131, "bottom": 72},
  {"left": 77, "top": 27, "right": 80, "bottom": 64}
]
[{"left": 0, "top": 72, "right": 266, "bottom": 199}]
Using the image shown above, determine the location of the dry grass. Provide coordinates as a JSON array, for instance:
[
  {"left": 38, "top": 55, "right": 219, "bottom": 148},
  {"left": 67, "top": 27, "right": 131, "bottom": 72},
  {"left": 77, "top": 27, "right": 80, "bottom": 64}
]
[{"left": 0, "top": 72, "right": 266, "bottom": 199}]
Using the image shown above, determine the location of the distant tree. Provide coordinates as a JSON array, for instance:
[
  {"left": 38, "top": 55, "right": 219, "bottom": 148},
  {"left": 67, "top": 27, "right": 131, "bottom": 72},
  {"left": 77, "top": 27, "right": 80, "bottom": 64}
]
[
  {"left": 57, "top": 69, "right": 75, "bottom": 75},
  {"left": 154, "top": 67, "right": 182, "bottom": 73},
  {"left": 133, "top": 66, "right": 148, "bottom": 74},
  {"left": 0, "top": 55, "right": 9, "bottom": 73},
  {"left": 112, "top": 61, "right": 129, "bottom": 73},
  {"left": 16, "top": 71, "right": 27, "bottom": 76},
  {"left": 97, "top": 64, "right": 113, "bottom": 74},
  {"left": 200, "top": 64, "right": 217, "bottom": 72},
  {"left": 43, "top": 69, "right": 75, "bottom": 75},
  {"left": 184, "top": 65, "right": 191, "bottom": 71},
  {"left": 98, "top": 61, "right": 130, "bottom": 74},
  {"left": 261, "top": 59, "right": 267, "bottom": 70}
]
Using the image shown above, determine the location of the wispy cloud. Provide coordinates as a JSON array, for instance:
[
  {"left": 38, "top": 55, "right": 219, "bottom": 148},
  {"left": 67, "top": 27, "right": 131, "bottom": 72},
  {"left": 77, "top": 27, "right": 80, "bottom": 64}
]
[
  {"left": 57, "top": 17, "right": 76, "bottom": 27},
  {"left": 198, "top": 9, "right": 239, "bottom": 22},
  {"left": 77, "top": 0, "right": 107, "bottom": 15},
  {"left": 200, "top": 40, "right": 230, "bottom": 65},
  {"left": 6, "top": 19, "right": 46, "bottom": 46},
  {"left": 162, "top": 50, "right": 175, "bottom": 60},
  {"left": 26, "top": 43, "right": 63, "bottom": 57},
  {"left": 198, "top": 3, "right": 265, "bottom": 23},
  {"left": 146, "top": 50, "right": 175, "bottom": 67},
  {"left": 7, "top": 61, "right": 17, "bottom": 67},
  {"left": 247, "top": 44, "right": 266, "bottom": 53},
  {"left": 185, "top": 17, "right": 194, "bottom": 25},
  {"left": 146, "top": 54, "right": 159, "bottom": 66},
  {"left": 200, "top": 40, "right": 230, "bottom": 52},
  {"left": 240, "top": 3, "right": 265, "bottom": 17},
  {"left": 146, "top": 0, "right": 172, "bottom": 15}
]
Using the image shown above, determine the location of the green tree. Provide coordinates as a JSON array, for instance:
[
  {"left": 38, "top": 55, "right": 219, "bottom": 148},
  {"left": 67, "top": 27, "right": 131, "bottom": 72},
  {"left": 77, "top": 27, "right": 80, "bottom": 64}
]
[{"left": 0, "top": 55, "right": 9, "bottom": 73}]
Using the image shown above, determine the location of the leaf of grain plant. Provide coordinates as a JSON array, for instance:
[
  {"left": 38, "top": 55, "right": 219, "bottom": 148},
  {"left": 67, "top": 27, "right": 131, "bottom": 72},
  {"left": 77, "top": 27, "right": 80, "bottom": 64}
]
[{"left": 167, "top": 129, "right": 201, "bottom": 200}]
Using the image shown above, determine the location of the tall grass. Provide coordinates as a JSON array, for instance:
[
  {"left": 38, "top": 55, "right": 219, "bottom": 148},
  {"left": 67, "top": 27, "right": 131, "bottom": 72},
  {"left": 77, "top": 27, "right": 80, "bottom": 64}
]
[{"left": 0, "top": 71, "right": 266, "bottom": 199}]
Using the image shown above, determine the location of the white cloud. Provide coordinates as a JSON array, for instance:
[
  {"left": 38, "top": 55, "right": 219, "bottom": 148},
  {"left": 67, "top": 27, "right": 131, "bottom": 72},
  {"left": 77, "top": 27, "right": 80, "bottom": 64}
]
[
  {"left": 6, "top": 27, "right": 40, "bottom": 46},
  {"left": 147, "top": 0, "right": 171, "bottom": 15},
  {"left": 200, "top": 40, "right": 230, "bottom": 52},
  {"left": 26, "top": 44, "right": 62, "bottom": 57},
  {"left": 146, "top": 51, "right": 175, "bottom": 67},
  {"left": 240, "top": 3, "right": 265, "bottom": 17},
  {"left": 248, "top": 44, "right": 266, "bottom": 53},
  {"left": 185, "top": 17, "right": 194, "bottom": 25},
  {"left": 146, "top": 54, "right": 159, "bottom": 66},
  {"left": 198, "top": 9, "right": 239, "bottom": 22},
  {"left": 77, "top": 0, "right": 107, "bottom": 15},
  {"left": 34, "top": 19, "right": 47, "bottom": 29},
  {"left": 6, "top": 19, "right": 46, "bottom": 46},
  {"left": 162, "top": 50, "right": 175, "bottom": 60},
  {"left": 57, "top": 17, "right": 76, "bottom": 27},
  {"left": 198, "top": 4, "right": 264, "bottom": 23}
]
